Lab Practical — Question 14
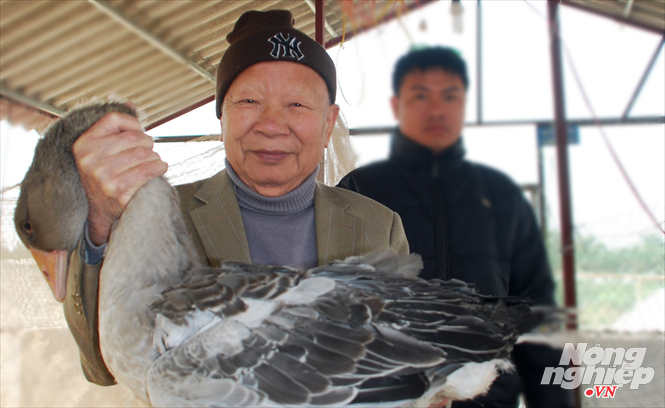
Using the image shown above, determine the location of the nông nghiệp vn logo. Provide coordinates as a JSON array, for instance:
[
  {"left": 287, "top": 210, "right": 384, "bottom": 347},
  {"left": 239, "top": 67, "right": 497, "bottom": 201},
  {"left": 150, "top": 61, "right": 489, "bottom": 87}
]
[{"left": 541, "top": 343, "right": 655, "bottom": 398}]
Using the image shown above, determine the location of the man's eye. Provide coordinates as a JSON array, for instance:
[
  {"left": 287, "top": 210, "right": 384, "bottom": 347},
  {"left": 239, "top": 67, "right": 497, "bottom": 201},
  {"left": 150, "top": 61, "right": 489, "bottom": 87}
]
[
  {"left": 293, "top": 102, "right": 302, "bottom": 107},
  {"left": 243, "top": 99, "right": 255, "bottom": 103}
]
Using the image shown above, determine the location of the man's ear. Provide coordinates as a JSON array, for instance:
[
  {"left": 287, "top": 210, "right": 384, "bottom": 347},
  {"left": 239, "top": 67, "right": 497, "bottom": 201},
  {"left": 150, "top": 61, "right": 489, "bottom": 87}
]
[
  {"left": 390, "top": 95, "right": 399, "bottom": 120},
  {"left": 219, "top": 118, "right": 224, "bottom": 142},
  {"left": 324, "top": 104, "right": 340, "bottom": 148}
]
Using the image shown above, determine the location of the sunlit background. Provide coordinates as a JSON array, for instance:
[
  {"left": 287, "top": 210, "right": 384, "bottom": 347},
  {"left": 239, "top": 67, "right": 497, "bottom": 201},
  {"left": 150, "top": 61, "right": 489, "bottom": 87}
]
[{"left": 1, "top": 1, "right": 663, "bottom": 407}]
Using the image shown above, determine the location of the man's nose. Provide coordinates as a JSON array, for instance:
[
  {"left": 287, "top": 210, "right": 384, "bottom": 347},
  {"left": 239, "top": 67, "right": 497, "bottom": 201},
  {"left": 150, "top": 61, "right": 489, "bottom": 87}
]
[
  {"left": 429, "top": 98, "right": 447, "bottom": 117},
  {"left": 254, "top": 104, "right": 289, "bottom": 137}
]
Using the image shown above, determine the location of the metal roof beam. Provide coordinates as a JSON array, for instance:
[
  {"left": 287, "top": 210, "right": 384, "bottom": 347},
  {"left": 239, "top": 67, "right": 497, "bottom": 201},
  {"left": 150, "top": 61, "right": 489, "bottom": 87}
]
[
  {"left": 87, "top": 0, "right": 216, "bottom": 84},
  {"left": 622, "top": 36, "right": 664, "bottom": 120},
  {"left": 304, "top": 0, "right": 337, "bottom": 38},
  {"left": 347, "top": 117, "right": 665, "bottom": 135},
  {"left": 0, "top": 87, "right": 66, "bottom": 117}
]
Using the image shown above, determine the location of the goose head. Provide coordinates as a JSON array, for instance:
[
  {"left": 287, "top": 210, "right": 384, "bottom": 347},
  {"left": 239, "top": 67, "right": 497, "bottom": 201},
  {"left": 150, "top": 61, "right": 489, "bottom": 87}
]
[{"left": 14, "top": 102, "right": 138, "bottom": 302}]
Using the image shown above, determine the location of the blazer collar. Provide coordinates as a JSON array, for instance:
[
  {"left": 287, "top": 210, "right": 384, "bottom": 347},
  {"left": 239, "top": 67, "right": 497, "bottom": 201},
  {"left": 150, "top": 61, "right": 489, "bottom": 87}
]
[
  {"left": 189, "top": 170, "right": 363, "bottom": 267},
  {"left": 189, "top": 170, "right": 252, "bottom": 266},
  {"left": 314, "top": 183, "right": 364, "bottom": 266}
]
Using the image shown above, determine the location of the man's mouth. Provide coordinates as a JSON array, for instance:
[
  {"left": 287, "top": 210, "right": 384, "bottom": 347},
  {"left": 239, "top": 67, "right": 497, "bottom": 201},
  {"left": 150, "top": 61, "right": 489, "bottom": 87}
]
[
  {"left": 425, "top": 125, "right": 448, "bottom": 133},
  {"left": 252, "top": 150, "right": 290, "bottom": 162}
]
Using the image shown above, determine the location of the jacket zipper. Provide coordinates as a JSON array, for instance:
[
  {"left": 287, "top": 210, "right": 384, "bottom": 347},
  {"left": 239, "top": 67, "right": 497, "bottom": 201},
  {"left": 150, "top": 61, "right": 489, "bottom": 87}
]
[{"left": 432, "top": 161, "right": 449, "bottom": 280}]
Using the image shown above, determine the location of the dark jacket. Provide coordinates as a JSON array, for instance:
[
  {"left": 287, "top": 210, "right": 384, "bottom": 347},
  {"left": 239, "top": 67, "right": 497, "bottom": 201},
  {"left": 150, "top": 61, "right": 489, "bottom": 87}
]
[{"left": 338, "top": 130, "right": 573, "bottom": 408}]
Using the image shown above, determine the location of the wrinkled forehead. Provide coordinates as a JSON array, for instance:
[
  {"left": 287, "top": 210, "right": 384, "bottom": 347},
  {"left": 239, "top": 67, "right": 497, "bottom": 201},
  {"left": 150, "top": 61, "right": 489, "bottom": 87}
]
[{"left": 226, "top": 61, "right": 330, "bottom": 102}]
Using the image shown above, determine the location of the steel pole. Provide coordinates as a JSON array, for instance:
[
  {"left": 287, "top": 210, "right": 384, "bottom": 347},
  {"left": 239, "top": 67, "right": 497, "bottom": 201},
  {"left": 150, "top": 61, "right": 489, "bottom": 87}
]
[
  {"left": 547, "top": 1, "right": 577, "bottom": 326},
  {"left": 315, "top": 0, "right": 325, "bottom": 46}
]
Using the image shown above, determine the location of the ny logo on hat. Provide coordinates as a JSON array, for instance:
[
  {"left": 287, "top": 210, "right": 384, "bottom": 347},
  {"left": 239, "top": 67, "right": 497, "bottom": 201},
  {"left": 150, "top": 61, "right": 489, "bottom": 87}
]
[{"left": 268, "top": 33, "right": 305, "bottom": 61}]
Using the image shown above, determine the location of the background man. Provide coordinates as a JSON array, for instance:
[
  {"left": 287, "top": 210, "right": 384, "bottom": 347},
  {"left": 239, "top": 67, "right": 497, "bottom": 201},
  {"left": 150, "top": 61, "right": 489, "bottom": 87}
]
[
  {"left": 64, "top": 10, "right": 408, "bottom": 386},
  {"left": 338, "top": 47, "right": 573, "bottom": 408}
]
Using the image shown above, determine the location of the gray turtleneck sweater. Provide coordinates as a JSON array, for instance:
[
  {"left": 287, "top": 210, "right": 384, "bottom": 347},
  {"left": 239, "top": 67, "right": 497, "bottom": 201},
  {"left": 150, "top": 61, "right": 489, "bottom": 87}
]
[
  {"left": 225, "top": 161, "right": 318, "bottom": 269},
  {"left": 85, "top": 162, "right": 318, "bottom": 269}
]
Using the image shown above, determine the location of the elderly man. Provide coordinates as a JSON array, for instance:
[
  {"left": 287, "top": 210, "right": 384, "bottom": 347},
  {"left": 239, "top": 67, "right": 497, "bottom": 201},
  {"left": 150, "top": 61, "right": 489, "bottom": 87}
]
[
  {"left": 338, "top": 47, "right": 573, "bottom": 408},
  {"left": 64, "top": 10, "right": 408, "bottom": 385}
]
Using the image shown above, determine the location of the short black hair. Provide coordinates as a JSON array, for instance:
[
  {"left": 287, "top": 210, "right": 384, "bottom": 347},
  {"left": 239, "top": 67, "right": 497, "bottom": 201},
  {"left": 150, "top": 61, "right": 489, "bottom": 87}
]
[{"left": 392, "top": 47, "right": 469, "bottom": 95}]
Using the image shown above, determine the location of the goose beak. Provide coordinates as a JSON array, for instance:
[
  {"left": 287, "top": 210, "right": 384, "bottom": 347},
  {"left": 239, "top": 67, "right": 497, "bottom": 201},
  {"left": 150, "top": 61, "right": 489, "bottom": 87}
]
[{"left": 28, "top": 248, "right": 68, "bottom": 302}]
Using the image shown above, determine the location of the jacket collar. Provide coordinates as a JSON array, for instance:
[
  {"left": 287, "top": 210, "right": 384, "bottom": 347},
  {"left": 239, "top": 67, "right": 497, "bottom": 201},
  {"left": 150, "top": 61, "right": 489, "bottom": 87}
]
[
  {"left": 313, "top": 183, "right": 364, "bottom": 265},
  {"left": 389, "top": 128, "right": 466, "bottom": 176},
  {"left": 190, "top": 170, "right": 252, "bottom": 266},
  {"left": 188, "top": 170, "right": 362, "bottom": 267}
]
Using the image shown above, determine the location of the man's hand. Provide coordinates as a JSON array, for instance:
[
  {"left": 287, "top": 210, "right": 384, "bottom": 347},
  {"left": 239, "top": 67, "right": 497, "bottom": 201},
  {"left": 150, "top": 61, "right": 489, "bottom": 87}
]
[{"left": 73, "top": 110, "right": 168, "bottom": 246}]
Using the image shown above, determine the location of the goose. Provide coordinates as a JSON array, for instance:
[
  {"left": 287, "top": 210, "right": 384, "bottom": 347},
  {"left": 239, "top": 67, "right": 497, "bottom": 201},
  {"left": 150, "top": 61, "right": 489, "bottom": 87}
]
[{"left": 15, "top": 102, "right": 553, "bottom": 407}]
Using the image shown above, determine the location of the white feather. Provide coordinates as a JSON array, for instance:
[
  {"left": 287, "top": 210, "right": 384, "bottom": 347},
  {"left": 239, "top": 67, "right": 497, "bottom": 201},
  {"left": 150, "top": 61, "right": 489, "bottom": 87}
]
[
  {"left": 277, "top": 276, "right": 336, "bottom": 304},
  {"left": 441, "top": 359, "right": 514, "bottom": 401}
]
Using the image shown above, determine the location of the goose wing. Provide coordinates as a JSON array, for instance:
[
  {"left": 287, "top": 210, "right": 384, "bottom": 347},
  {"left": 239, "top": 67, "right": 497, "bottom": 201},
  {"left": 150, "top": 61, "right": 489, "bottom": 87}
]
[
  {"left": 145, "top": 252, "right": 540, "bottom": 407},
  {"left": 313, "top": 259, "right": 530, "bottom": 362}
]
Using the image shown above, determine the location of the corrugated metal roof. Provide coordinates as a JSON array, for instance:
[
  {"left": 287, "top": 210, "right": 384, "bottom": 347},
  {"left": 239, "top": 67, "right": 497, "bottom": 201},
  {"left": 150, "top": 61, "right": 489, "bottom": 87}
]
[
  {"left": 0, "top": 0, "right": 427, "bottom": 131},
  {"left": 0, "top": 0, "right": 662, "bottom": 134}
]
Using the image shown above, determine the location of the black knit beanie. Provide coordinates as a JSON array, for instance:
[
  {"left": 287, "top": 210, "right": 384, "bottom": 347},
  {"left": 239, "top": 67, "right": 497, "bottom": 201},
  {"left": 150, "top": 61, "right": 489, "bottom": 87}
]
[{"left": 215, "top": 10, "right": 337, "bottom": 118}]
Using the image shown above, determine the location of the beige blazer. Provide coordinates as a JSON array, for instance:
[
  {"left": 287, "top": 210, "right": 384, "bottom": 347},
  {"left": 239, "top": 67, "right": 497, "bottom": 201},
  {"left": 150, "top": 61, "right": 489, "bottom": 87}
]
[{"left": 64, "top": 170, "right": 408, "bottom": 385}]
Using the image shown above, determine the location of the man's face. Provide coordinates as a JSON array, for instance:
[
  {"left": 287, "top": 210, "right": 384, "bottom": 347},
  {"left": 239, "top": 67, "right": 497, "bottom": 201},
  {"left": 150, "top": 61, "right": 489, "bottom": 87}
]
[
  {"left": 221, "top": 61, "right": 339, "bottom": 197},
  {"left": 391, "top": 68, "right": 466, "bottom": 154}
]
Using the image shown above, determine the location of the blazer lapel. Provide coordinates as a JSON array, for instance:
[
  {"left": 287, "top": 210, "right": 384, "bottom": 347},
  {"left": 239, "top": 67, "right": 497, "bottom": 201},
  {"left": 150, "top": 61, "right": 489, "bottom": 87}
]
[
  {"left": 189, "top": 170, "right": 251, "bottom": 267},
  {"left": 314, "top": 183, "right": 363, "bottom": 265}
]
